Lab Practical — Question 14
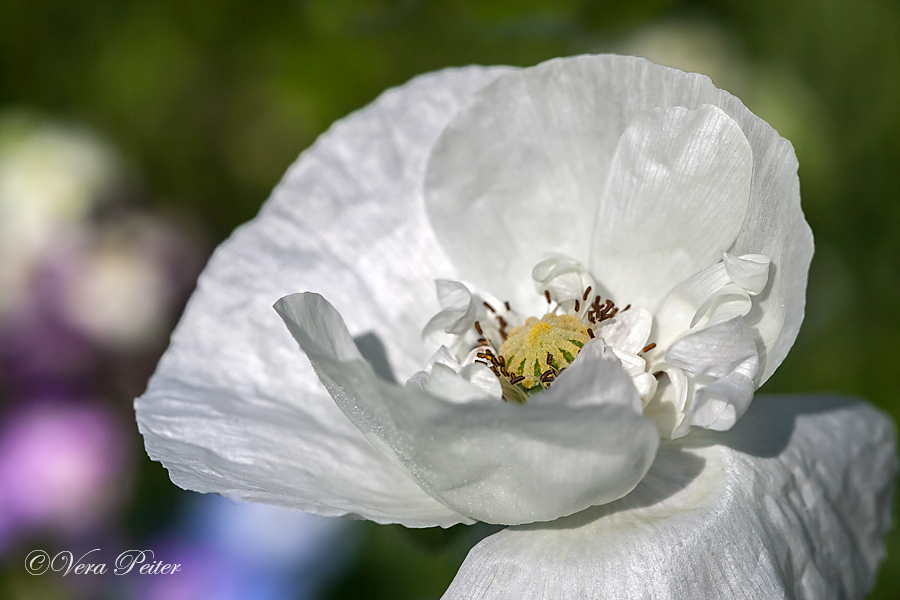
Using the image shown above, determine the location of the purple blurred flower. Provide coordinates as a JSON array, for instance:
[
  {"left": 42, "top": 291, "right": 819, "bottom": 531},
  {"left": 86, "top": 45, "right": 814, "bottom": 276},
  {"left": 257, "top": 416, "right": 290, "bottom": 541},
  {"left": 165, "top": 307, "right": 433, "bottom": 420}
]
[{"left": 0, "top": 400, "right": 129, "bottom": 549}]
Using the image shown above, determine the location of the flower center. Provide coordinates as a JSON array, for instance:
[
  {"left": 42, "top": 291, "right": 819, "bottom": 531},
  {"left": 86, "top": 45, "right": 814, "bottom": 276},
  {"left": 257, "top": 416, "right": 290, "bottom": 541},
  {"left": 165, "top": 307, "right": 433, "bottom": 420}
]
[
  {"left": 498, "top": 314, "right": 590, "bottom": 389},
  {"left": 468, "top": 283, "right": 638, "bottom": 404}
]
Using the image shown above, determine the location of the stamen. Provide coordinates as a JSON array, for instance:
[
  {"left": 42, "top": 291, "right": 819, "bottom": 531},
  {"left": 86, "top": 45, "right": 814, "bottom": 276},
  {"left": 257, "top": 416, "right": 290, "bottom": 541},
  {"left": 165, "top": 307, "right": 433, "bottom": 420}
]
[
  {"left": 641, "top": 343, "right": 657, "bottom": 353},
  {"left": 497, "top": 315, "right": 509, "bottom": 340},
  {"left": 452, "top": 280, "right": 640, "bottom": 402}
]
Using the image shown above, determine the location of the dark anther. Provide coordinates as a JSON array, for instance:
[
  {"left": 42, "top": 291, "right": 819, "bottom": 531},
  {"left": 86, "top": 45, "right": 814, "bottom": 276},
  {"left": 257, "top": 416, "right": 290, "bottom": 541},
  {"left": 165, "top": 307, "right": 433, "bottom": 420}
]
[
  {"left": 641, "top": 343, "right": 657, "bottom": 353},
  {"left": 474, "top": 321, "right": 484, "bottom": 335},
  {"left": 587, "top": 328, "right": 594, "bottom": 339},
  {"left": 483, "top": 301, "right": 496, "bottom": 313},
  {"left": 582, "top": 286, "right": 592, "bottom": 302}
]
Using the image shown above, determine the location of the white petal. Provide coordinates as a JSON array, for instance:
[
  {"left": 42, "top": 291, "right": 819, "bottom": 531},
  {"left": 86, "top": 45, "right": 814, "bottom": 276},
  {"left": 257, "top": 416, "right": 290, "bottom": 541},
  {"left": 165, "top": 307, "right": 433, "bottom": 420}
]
[
  {"left": 423, "top": 54, "right": 810, "bottom": 385},
  {"left": 135, "top": 66, "right": 510, "bottom": 528},
  {"left": 590, "top": 104, "right": 752, "bottom": 311},
  {"left": 425, "top": 56, "right": 747, "bottom": 311},
  {"left": 531, "top": 254, "right": 596, "bottom": 309},
  {"left": 725, "top": 132, "right": 812, "bottom": 384},
  {"left": 665, "top": 317, "right": 758, "bottom": 379},
  {"left": 653, "top": 257, "right": 755, "bottom": 350},
  {"left": 137, "top": 381, "right": 468, "bottom": 527},
  {"left": 460, "top": 362, "right": 504, "bottom": 400},
  {"left": 595, "top": 307, "right": 652, "bottom": 354},
  {"left": 427, "top": 364, "right": 481, "bottom": 402},
  {"left": 632, "top": 372, "right": 658, "bottom": 403},
  {"left": 444, "top": 395, "right": 897, "bottom": 600},
  {"left": 609, "top": 348, "right": 646, "bottom": 378},
  {"left": 724, "top": 252, "right": 771, "bottom": 295},
  {"left": 276, "top": 293, "right": 660, "bottom": 526},
  {"left": 423, "top": 280, "right": 515, "bottom": 355},
  {"left": 422, "top": 279, "right": 481, "bottom": 338},
  {"left": 688, "top": 369, "right": 755, "bottom": 431},
  {"left": 664, "top": 318, "right": 759, "bottom": 434},
  {"left": 642, "top": 362, "right": 690, "bottom": 439},
  {"left": 414, "top": 362, "right": 503, "bottom": 404}
]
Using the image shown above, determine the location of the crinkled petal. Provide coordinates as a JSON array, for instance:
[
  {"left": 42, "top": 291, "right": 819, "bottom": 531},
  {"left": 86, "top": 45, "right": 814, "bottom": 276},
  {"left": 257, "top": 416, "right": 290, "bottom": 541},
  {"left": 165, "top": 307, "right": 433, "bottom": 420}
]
[
  {"left": 653, "top": 254, "right": 766, "bottom": 351},
  {"left": 422, "top": 279, "right": 481, "bottom": 338},
  {"left": 443, "top": 394, "right": 897, "bottom": 600},
  {"left": 642, "top": 362, "right": 690, "bottom": 439},
  {"left": 727, "top": 139, "right": 812, "bottom": 384},
  {"left": 424, "top": 54, "right": 810, "bottom": 386},
  {"left": 688, "top": 368, "right": 755, "bottom": 431},
  {"left": 135, "top": 66, "right": 511, "bottom": 528},
  {"left": 276, "top": 292, "right": 660, "bottom": 526},
  {"left": 724, "top": 252, "right": 771, "bottom": 294},
  {"left": 664, "top": 318, "right": 759, "bottom": 434},
  {"left": 590, "top": 104, "right": 752, "bottom": 311},
  {"left": 423, "top": 280, "right": 516, "bottom": 356},
  {"left": 665, "top": 317, "right": 758, "bottom": 379},
  {"left": 425, "top": 61, "right": 618, "bottom": 314}
]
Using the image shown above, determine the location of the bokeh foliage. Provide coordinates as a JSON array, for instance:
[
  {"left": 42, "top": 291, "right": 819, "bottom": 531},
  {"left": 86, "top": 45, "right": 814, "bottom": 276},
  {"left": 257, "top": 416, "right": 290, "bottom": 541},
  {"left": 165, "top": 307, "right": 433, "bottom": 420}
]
[{"left": 1, "top": 0, "right": 898, "bottom": 597}]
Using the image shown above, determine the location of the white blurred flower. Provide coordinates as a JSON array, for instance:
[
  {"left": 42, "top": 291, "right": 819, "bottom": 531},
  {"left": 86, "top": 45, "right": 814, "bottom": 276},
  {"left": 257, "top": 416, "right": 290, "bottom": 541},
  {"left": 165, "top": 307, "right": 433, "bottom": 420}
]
[
  {"left": 0, "top": 114, "right": 120, "bottom": 316},
  {"left": 616, "top": 19, "right": 838, "bottom": 195},
  {"left": 59, "top": 214, "right": 194, "bottom": 349},
  {"left": 617, "top": 20, "right": 747, "bottom": 93},
  {"left": 136, "top": 56, "right": 896, "bottom": 598}
]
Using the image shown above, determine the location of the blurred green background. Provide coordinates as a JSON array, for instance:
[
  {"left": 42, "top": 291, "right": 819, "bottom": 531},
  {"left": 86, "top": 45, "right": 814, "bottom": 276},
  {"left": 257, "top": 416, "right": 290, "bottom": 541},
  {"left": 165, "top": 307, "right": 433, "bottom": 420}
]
[{"left": 0, "top": 0, "right": 898, "bottom": 598}]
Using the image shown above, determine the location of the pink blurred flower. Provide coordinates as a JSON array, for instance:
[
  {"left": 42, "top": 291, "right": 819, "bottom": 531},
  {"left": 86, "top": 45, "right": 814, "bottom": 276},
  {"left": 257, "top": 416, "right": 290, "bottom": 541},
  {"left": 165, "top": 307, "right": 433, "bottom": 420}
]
[{"left": 0, "top": 401, "right": 130, "bottom": 547}]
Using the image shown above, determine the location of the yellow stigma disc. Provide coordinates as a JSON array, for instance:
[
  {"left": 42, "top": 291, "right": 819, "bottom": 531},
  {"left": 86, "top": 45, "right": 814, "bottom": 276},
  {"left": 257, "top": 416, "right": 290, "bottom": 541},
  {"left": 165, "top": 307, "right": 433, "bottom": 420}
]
[{"left": 498, "top": 313, "right": 590, "bottom": 389}]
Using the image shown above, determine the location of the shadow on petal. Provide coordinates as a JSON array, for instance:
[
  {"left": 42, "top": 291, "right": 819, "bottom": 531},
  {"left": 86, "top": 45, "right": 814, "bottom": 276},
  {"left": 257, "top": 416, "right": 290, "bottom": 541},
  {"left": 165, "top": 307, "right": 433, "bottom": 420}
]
[
  {"left": 354, "top": 332, "right": 396, "bottom": 383},
  {"left": 683, "top": 393, "right": 864, "bottom": 458},
  {"left": 525, "top": 393, "right": 871, "bottom": 534},
  {"left": 525, "top": 447, "right": 706, "bottom": 531}
]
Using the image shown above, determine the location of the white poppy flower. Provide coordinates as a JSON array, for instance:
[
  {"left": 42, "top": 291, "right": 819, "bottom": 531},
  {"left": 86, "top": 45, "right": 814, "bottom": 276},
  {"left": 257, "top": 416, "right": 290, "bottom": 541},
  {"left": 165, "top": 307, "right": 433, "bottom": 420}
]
[{"left": 135, "top": 55, "right": 896, "bottom": 598}]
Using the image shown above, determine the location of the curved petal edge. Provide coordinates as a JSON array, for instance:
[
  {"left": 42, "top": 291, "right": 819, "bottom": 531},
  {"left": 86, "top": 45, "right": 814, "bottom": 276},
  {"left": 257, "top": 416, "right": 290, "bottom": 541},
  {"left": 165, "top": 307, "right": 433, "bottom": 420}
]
[
  {"left": 275, "top": 292, "right": 660, "bottom": 526},
  {"left": 443, "top": 394, "right": 897, "bottom": 600},
  {"left": 134, "top": 66, "right": 513, "bottom": 529}
]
